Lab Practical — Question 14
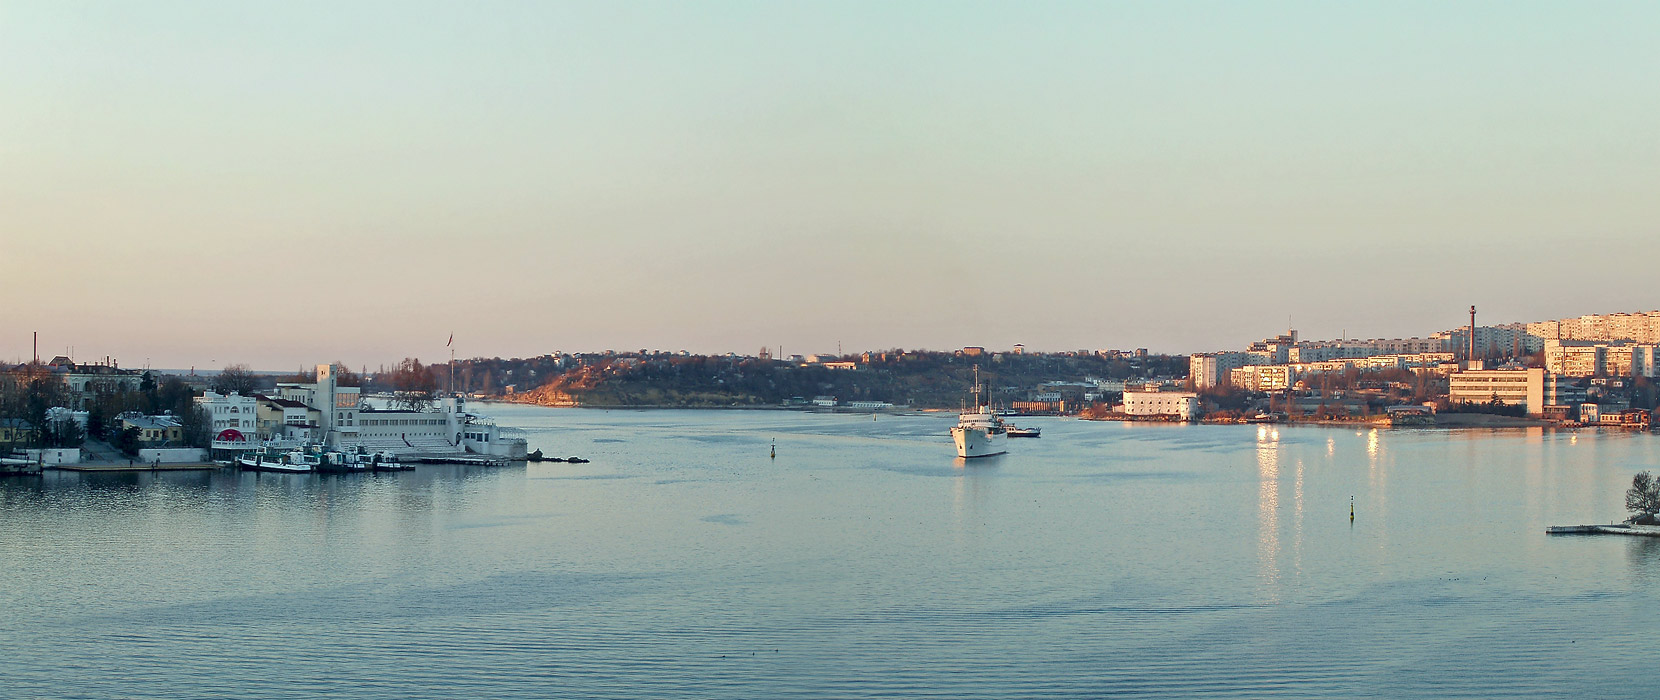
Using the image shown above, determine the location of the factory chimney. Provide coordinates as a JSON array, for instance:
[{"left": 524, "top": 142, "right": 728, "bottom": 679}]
[{"left": 1467, "top": 306, "right": 1479, "bottom": 369}]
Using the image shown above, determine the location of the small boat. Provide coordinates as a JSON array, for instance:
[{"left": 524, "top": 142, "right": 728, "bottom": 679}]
[
  {"left": 236, "top": 448, "right": 319, "bottom": 473},
  {"left": 365, "top": 451, "right": 410, "bottom": 471},
  {"left": 1007, "top": 426, "right": 1041, "bottom": 438},
  {"left": 1, "top": 457, "right": 42, "bottom": 476},
  {"left": 316, "top": 450, "right": 371, "bottom": 473}
]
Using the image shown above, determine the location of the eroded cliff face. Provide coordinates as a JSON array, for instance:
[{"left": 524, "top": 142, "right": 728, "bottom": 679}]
[
  {"left": 510, "top": 374, "right": 586, "bottom": 406},
  {"left": 512, "top": 388, "right": 580, "bottom": 407}
]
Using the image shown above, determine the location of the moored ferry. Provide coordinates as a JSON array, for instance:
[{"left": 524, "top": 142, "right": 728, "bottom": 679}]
[{"left": 236, "top": 447, "right": 319, "bottom": 473}]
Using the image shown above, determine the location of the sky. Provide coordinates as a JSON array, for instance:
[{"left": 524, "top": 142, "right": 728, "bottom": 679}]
[{"left": 2, "top": 1, "right": 1657, "bottom": 370}]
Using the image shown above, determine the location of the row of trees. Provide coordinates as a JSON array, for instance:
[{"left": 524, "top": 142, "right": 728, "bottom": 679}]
[
  {"left": 365, "top": 358, "right": 440, "bottom": 410},
  {"left": 1, "top": 366, "right": 211, "bottom": 454},
  {"left": 0, "top": 371, "right": 81, "bottom": 449}
]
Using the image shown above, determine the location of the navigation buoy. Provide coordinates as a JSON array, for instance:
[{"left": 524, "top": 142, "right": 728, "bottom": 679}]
[
  {"left": 1350, "top": 495, "right": 1355, "bottom": 522},
  {"left": 770, "top": 439, "right": 776, "bottom": 460}
]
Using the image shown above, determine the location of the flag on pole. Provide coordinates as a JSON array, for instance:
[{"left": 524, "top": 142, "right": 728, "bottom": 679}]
[{"left": 447, "top": 333, "right": 453, "bottom": 347}]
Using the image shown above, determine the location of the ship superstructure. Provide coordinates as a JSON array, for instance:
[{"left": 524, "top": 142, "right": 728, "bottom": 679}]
[{"left": 950, "top": 365, "right": 1007, "bottom": 458}]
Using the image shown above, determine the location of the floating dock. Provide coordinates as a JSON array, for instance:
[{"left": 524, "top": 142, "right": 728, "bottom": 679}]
[
  {"left": 1546, "top": 524, "right": 1660, "bottom": 537},
  {"left": 53, "top": 463, "right": 222, "bottom": 472}
]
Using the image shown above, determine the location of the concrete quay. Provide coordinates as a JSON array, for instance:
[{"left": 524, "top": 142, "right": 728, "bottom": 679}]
[
  {"left": 1546, "top": 524, "right": 1660, "bottom": 537},
  {"left": 52, "top": 462, "right": 221, "bottom": 472}
]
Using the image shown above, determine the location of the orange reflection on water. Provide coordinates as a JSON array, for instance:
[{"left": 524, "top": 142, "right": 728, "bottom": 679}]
[{"left": 1256, "top": 425, "right": 1280, "bottom": 594}]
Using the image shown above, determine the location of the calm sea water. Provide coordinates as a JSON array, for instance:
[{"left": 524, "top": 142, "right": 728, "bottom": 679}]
[{"left": 4, "top": 406, "right": 1660, "bottom": 699}]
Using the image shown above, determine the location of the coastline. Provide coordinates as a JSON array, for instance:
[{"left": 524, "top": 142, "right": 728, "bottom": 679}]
[
  {"left": 488, "top": 399, "right": 1617, "bottom": 431},
  {"left": 485, "top": 400, "right": 950, "bottom": 415}
]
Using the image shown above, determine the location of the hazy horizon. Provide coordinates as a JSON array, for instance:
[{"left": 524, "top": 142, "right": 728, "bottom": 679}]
[{"left": 5, "top": 2, "right": 1656, "bottom": 370}]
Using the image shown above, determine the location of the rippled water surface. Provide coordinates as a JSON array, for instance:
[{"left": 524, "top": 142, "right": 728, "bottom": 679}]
[{"left": 5, "top": 407, "right": 1660, "bottom": 698}]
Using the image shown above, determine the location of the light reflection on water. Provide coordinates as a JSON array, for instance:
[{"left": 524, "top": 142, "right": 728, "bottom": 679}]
[
  {"left": 1256, "top": 425, "right": 1280, "bottom": 594},
  {"left": 3, "top": 407, "right": 1660, "bottom": 699}
]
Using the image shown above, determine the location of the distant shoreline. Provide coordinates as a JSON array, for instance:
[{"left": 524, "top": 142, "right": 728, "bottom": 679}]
[
  {"left": 482, "top": 400, "right": 954, "bottom": 415},
  {"left": 481, "top": 401, "right": 1590, "bottom": 431}
]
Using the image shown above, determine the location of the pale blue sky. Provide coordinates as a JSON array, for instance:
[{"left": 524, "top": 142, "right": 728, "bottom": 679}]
[{"left": 3, "top": 1, "right": 1656, "bottom": 369}]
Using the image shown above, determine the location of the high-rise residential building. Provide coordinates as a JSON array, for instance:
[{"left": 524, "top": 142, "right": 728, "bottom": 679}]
[
  {"left": 1527, "top": 311, "right": 1660, "bottom": 345},
  {"left": 1543, "top": 339, "right": 1660, "bottom": 378}
]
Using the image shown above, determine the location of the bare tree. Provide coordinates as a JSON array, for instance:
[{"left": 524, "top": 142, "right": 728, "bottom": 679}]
[
  {"left": 388, "top": 358, "right": 437, "bottom": 410},
  {"left": 212, "top": 364, "right": 257, "bottom": 395},
  {"left": 331, "top": 362, "right": 362, "bottom": 388},
  {"left": 1626, "top": 471, "right": 1660, "bottom": 522}
]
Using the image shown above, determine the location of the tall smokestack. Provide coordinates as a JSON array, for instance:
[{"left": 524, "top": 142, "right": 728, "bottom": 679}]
[{"left": 1469, "top": 306, "right": 1477, "bottom": 363}]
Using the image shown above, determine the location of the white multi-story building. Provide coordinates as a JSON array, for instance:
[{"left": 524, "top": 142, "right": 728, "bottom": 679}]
[
  {"left": 1189, "top": 352, "right": 1254, "bottom": 389},
  {"left": 253, "top": 395, "right": 320, "bottom": 440},
  {"left": 27, "top": 358, "right": 146, "bottom": 410},
  {"left": 1229, "top": 365, "right": 1296, "bottom": 392},
  {"left": 274, "top": 364, "right": 361, "bottom": 436},
  {"left": 1247, "top": 330, "right": 1297, "bottom": 364},
  {"left": 1434, "top": 323, "right": 1541, "bottom": 359},
  {"left": 1291, "top": 342, "right": 1396, "bottom": 363},
  {"left": 1448, "top": 368, "right": 1584, "bottom": 415},
  {"left": 1543, "top": 339, "right": 1660, "bottom": 378},
  {"left": 207, "top": 363, "right": 525, "bottom": 459},
  {"left": 1202, "top": 326, "right": 1534, "bottom": 388},
  {"left": 195, "top": 391, "right": 260, "bottom": 442},
  {"left": 1122, "top": 391, "right": 1199, "bottom": 420},
  {"left": 1527, "top": 311, "right": 1660, "bottom": 345}
]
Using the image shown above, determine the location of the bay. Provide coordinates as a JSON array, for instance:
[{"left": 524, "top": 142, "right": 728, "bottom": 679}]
[{"left": 3, "top": 405, "right": 1658, "bottom": 698}]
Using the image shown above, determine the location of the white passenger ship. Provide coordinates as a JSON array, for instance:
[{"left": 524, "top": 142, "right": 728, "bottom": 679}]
[{"left": 951, "top": 366, "right": 1007, "bottom": 459}]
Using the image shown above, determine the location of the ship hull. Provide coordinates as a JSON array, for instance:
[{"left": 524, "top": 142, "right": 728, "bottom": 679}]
[
  {"left": 952, "top": 426, "right": 1007, "bottom": 458},
  {"left": 236, "top": 458, "right": 313, "bottom": 473}
]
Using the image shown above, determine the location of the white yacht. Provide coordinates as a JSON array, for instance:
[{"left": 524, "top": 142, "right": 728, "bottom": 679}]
[{"left": 951, "top": 366, "right": 1007, "bottom": 458}]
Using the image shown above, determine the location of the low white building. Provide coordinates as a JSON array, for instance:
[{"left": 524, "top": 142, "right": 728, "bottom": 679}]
[
  {"left": 43, "top": 407, "right": 89, "bottom": 432},
  {"left": 1092, "top": 378, "right": 1127, "bottom": 393},
  {"left": 1122, "top": 391, "right": 1199, "bottom": 420}
]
